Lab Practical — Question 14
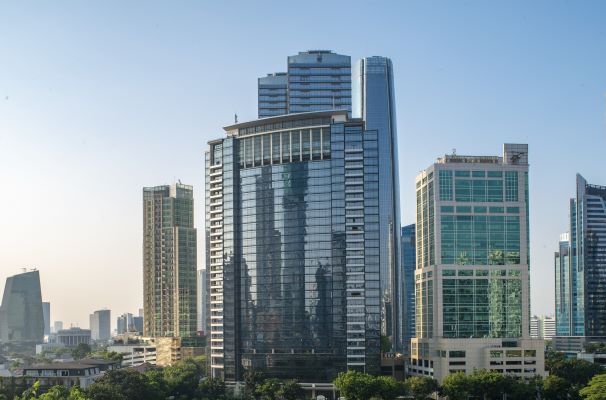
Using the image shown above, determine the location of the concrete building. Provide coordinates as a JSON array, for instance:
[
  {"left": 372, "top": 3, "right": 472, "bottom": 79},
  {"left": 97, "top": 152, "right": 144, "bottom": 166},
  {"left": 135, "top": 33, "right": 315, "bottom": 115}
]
[
  {"left": 0, "top": 270, "right": 44, "bottom": 343},
  {"left": 57, "top": 327, "right": 91, "bottom": 347},
  {"left": 22, "top": 359, "right": 120, "bottom": 390},
  {"left": 90, "top": 309, "right": 111, "bottom": 341},
  {"left": 555, "top": 175, "right": 606, "bottom": 351},
  {"left": 531, "top": 315, "right": 556, "bottom": 340},
  {"left": 107, "top": 344, "right": 157, "bottom": 367},
  {"left": 409, "top": 144, "right": 544, "bottom": 382},
  {"left": 197, "top": 269, "right": 207, "bottom": 335},
  {"left": 143, "top": 183, "right": 197, "bottom": 338},
  {"left": 42, "top": 302, "right": 50, "bottom": 337},
  {"left": 206, "top": 110, "right": 382, "bottom": 382},
  {"left": 53, "top": 321, "right": 63, "bottom": 334}
]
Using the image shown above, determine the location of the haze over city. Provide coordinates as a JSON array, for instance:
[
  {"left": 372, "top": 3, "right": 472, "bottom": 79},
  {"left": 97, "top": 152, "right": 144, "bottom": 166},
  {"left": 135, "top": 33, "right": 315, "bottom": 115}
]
[{"left": 1, "top": 0, "right": 606, "bottom": 329}]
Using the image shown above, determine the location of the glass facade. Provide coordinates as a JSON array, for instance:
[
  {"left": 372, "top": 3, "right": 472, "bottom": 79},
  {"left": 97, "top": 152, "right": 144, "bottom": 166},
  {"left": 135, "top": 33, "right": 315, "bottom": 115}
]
[
  {"left": 352, "top": 56, "right": 402, "bottom": 351},
  {"left": 258, "top": 73, "right": 288, "bottom": 118},
  {"left": 207, "top": 111, "right": 380, "bottom": 382},
  {"left": 401, "top": 224, "right": 416, "bottom": 356},
  {"left": 143, "top": 184, "right": 197, "bottom": 338},
  {"left": 555, "top": 175, "right": 606, "bottom": 338},
  {"left": 412, "top": 144, "right": 534, "bottom": 380},
  {"left": 0, "top": 270, "right": 44, "bottom": 343}
]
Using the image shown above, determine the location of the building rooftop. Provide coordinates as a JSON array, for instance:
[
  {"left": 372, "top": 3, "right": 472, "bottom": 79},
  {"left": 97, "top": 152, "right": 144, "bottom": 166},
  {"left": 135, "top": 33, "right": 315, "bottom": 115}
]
[{"left": 223, "top": 110, "right": 348, "bottom": 137}]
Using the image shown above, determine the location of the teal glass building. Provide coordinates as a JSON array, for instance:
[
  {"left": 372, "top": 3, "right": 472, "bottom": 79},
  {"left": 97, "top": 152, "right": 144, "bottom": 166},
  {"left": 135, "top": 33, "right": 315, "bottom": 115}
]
[{"left": 0, "top": 270, "right": 44, "bottom": 343}]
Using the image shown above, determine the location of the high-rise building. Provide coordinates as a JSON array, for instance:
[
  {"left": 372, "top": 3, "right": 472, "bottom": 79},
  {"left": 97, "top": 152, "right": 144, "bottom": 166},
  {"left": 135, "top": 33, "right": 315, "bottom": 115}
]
[
  {"left": 197, "top": 269, "right": 207, "bottom": 334},
  {"left": 143, "top": 183, "right": 197, "bottom": 338},
  {"left": 53, "top": 321, "right": 63, "bottom": 334},
  {"left": 530, "top": 316, "right": 540, "bottom": 338},
  {"left": 0, "top": 270, "right": 44, "bottom": 343},
  {"left": 42, "top": 302, "right": 51, "bottom": 336},
  {"left": 206, "top": 110, "right": 381, "bottom": 382},
  {"left": 353, "top": 56, "right": 401, "bottom": 351},
  {"left": 90, "top": 309, "right": 111, "bottom": 341},
  {"left": 409, "top": 144, "right": 544, "bottom": 382},
  {"left": 257, "top": 50, "right": 351, "bottom": 118},
  {"left": 258, "top": 73, "right": 288, "bottom": 118},
  {"left": 401, "top": 224, "right": 416, "bottom": 357},
  {"left": 531, "top": 315, "right": 556, "bottom": 340},
  {"left": 554, "top": 174, "right": 606, "bottom": 350}
]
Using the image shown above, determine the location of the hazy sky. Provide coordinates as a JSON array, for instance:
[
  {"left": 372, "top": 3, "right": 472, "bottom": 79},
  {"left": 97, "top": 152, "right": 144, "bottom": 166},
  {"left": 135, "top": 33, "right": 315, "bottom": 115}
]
[{"left": 1, "top": 1, "right": 605, "bottom": 329}]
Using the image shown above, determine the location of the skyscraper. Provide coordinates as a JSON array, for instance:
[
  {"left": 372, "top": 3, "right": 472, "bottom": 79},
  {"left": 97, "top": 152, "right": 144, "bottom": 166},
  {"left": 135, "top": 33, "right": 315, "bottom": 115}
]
[
  {"left": 409, "top": 144, "right": 544, "bottom": 382},
  {"left": 206, "top": 110, "right": 381, "bottom": 382},
  {"left": 401, "top": 224, "right": 416, "bottom": 357},
  {"left": 197, "top": 269, "right": 207, "bottom": 334},
  {"left": 0, "top": 270, "right": 44, "bottom": 343},
  {"left": 90, "top": 309, "right": 111, "bottom": 341},
  {"left": 258, "top": 73, "right": 288, "bottom": 118},
  {"left": 353, "top": 56, "right": 401, "bottom": 351},
  {"left": 143, "top": 183, "right": 197, "bottom": 338},
  {"left": 555, "top": 174, "right": 606, "bottom": 349},
  {"left": 258, "top": 50, "right": 351, "bottom": 118},
  {"left": 42, "top": 302, "right": 51, "bottom": 336}
]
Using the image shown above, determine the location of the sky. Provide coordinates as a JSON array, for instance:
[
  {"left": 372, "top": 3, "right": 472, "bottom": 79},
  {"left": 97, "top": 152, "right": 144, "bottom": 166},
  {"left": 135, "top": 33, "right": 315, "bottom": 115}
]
[{"left": 1, "top": 1, "right": 605, "bottom": 329}]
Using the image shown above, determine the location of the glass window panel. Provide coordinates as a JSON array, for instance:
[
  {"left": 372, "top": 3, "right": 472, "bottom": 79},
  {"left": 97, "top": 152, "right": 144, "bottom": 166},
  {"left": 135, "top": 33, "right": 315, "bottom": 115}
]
[{"left": 281, "top": 131, "right": 290, "bottom": 163}]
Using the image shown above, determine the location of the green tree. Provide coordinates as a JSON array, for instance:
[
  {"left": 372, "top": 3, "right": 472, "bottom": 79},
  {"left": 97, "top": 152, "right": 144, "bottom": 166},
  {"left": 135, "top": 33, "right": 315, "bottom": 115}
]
[
  {"left": 580, "top": 373, "right": 606, "bottom": 400},
  {"left": 542, "top": 375, "right": 575, "bottom": 400},
  {"left": 333, "top": 370, "right": 379, "bottom": 400},
  {"left": 440, "top": 372, "right": 473, "bottom": 400},
  {"left": 380, "top": 335, "right": 392, "bottom": 353},
  {"left": 405, "top": 376, "right": 439, "bottom": 400},
  {"left": 550, "top": 359, "right": 603, "bottom": 386},
  {"left": 278, "top": 380, "right": 305, "bottom": 400},
  {"left": 71, "top": 343, "right": 92, "bottom": 360},
  {"left": 375, "top": 375, "right": 403, "bottom": 400},
  {"left": 256, "top": 378, "right": 281, "bottom": 400},
  {"left": 244, "top": 370, "right": 265, "bottom": 400},
  {"left": 197, "top": 377, "right": 226, "bottom": 400},
  {"left": 163, "top": 359, "right": 203, "bottom": 399},
  {"left": 87, "top": 369, "right": 160, "bottom": 400}
]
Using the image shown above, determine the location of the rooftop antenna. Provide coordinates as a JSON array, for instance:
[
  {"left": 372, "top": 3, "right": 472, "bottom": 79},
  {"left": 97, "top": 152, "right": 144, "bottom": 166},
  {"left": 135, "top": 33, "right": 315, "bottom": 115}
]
[
  {"left": 234, "top": 113, "right": 238, "bottom": 124},
  {"left": 452, "top": 148, "right": 457, "bottom": 156}
]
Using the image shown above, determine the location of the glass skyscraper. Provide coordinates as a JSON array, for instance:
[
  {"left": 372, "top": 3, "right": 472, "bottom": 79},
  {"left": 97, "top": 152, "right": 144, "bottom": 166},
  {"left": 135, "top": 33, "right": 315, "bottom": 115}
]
[
  {"left": 401, "top": 224, "right": 416, "bottom": 357},
  {"left": 353, "top": 56, "right": 401, "bottom": 351},
  {"left": 258, "top": 50, "right": 351, "bottom": 118},
  {"left": 409, "top": 144, "right": 544, "bottom": 382},
  {"left": 0, "top": 270, "right": 44, "bottom": 343},
  {"left": 555, "top": 174, "right": 606, "bottom": 346},
  {"left": 143, "top": 184, "right": 197, "bottom": 338},
  {"left": 206, "top": 110, "right": 381, "bottom": 382}
]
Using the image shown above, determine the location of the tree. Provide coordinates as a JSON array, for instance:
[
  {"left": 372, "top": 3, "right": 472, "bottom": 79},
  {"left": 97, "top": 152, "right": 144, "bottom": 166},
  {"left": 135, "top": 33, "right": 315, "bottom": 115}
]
[
  {"left": 381, "top": 335, "right": 392, "bottom": 353},
  {"left": 542, "top": 375, "right": 575, "bottom": 400},
  {"left": 278, "top": 380, "right": 305, "bottom": 400},
  {"left": 163, "top": 359, "right": 203, "bottom": 399},
  {"left": 375, "top": 375, "right": 403, "bottom": 400},
  {"left": 440, "top": 372, "right": 473, "bottom": 400},
  {"left": 405, "top": 376, "right": 439, "bottom": 400},
  {"left": 580, "top": 373, "right": 606, "bottom": 400},
  {"left": 256, "top": 378, "right": 281, "bottom": 400},
  {"left": 333, "top": 371, "right": 379, "bottom": 400},
  {"left": 71, "top": 343, "right": 91, "bottom": 360},
  {"left": 87, "top": 369, "right": 160, "bottom": 400},
  {"left": 244, "top": 370, "right": 265, "bottom": 400},
  {"left": 469, "top": 369, "right": 509, "bottom": 400},
  {"left": 550, "top": 359, "right": 603, "bottom": 386},
  {"left": 198, "top": 377, "right": 226, "bottom": 400}
]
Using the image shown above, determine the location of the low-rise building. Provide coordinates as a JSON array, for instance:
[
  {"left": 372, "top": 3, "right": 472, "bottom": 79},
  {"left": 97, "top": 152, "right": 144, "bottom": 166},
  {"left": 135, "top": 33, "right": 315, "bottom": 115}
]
[
  {"left": 57, "top": 328, "right": 91, "bottom": 347},
  {"left": 22, "top": 359, "right": 119, "bottom": 389},
  {"left": 107, "top": 345, "right": 157, "bottom": 367}
]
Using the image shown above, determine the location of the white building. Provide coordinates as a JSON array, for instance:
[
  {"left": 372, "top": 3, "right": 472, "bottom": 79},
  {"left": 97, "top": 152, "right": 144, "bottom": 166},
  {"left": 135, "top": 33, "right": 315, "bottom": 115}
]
[
  {"left": 530, "top": 315, "right": 556, "bottom": 340},
  {"left": 107, "top": 344, "right": 157, "bottom": 367}
]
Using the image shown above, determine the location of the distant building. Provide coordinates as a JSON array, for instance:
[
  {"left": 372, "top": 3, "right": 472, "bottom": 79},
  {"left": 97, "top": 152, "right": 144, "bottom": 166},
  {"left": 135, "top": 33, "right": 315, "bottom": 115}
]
[
  {"left": 400, "top": 224, "right": 416, "bottom": 357},
  {"left": 0, "top": 270, "right": 44, "bottom": 343},
  {"left": 143, "top": 183, "right": 197, "bottom": 338},
  {"left": 89, "top": 310, "right": 111, "bottom": 341},
  {"left": 42, "top": 302, "right": 50, "bottom": 336},
  {"left": 22, "top": 359, "right": 119, "bottom": 390},
  {"left": 107, "top": 344, "right": 157, "bottom": 367},
  {"left": 53, "top": 321, "right": 63, "bottom": 334},
  {"left": 116, "top": 313, "right": 143, "bottom": 335},
  {"left": 555, "top": 174, "right": 606, "bottom": 352},
  {"left": 57, "top": 327, "right": 91, "bottom": 347},
  {"left": 197, "top": 269, "right": 207, "bottom": 334},
  {"left": 258, "top": 73, "right": 288, "bottom": 118},
  {"left": 531, "top": 315, "right": 556, "bottom": 340}
]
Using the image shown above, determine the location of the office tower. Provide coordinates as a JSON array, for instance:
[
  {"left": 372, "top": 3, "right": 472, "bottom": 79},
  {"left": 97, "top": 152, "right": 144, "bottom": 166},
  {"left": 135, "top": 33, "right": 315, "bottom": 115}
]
[
  {"left": 258, "top": 73, "right": 288, "bottom": 118},
  {"left": 0, "top": 270, "right": 44, "bottom": 343},
  {"left": 132, "top": 316, "right": 143, "bottom": 333},
  {"left": 90, "top": 309, "right": 111, "bottom": 341},
  {"left": 530, "top": 316, "right": 540, "bottom": 338},
  {"left": 42, "top": 302, "right": 50, "bottom": 336},
  {"left": 258, "top": 50, "right": 351, "bottom": 118},
  {"left": 197, "top": 269, "right": 208, "bottom": 334},
  {"left": 206, "top": 110, "right": 381, "bottom": 382},
  {"left": 554, "top": 174, "right": 606, "bottom": 350},
  {"left": 143, "top": 183, "right": 197, "bottom": 338},
  {"left": 401, "top": 224, "right": 416, "bottom": 357},
  {"left": 409, "top": 144, "right": 544, "bottom": 382},
  {"left": 53, "top": 321, "right": 63, "bottom": 334},
  {"left": 353, "top": 56, "right": 401, "bottom": 351},
  {"left": 542, "top": 316, "right": 556, "bottom": 340},
  {"left": 117, "top": 313, "right": 132, "bottom": 335}
]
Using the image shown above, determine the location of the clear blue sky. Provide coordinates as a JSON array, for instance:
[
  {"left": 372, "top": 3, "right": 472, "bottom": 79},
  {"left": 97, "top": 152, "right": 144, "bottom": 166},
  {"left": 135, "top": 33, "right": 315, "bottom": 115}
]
[{"left": 1, "top": 1, "right": 605, "bottom": 328}]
